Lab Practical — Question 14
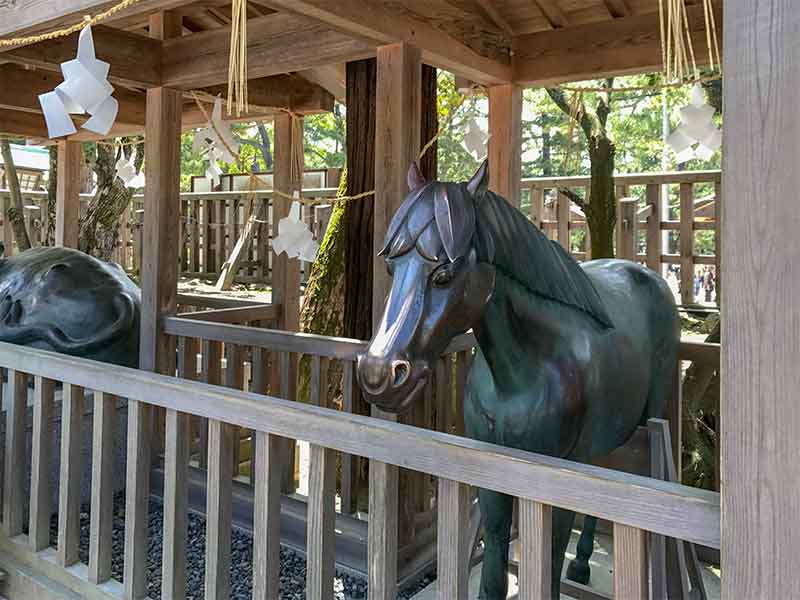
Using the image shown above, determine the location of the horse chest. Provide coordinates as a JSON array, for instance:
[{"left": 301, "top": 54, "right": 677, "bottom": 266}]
[{"left": 464, "top": 354, "right": 585, "bottom": 457}]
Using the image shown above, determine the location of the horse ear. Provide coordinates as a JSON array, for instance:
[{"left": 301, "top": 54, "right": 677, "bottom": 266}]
[
  {"left": 407, "top": 161, "right": 426, "bottom": 191},
  {"left": 466, "top": 160, "right": 489, "bottom": 197},
  {"left": 434, "top": 185, "right": 476, "bottom": 262}
]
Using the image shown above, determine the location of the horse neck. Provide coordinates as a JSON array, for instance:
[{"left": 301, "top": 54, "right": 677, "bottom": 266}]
[{"left": 473, "top": 275, "right": 570, "bottom": 396}]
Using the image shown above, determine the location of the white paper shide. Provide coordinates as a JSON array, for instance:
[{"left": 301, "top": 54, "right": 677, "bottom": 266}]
[
  {"left": 38, "top": 26, "right": 119, "bottom": 138},
  {"left": 666, "top": 85, "right": 722, "bottom": 164},
  {"left": 193, "top": 97, "right": 240, "bottom": 186},
  {"left": 272, "top": 199, "right": 319, "bottom": 263}
]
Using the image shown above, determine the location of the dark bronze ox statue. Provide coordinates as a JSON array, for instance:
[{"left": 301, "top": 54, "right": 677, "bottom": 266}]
[
  {"left": 357, "top": 161, "right": 680, "bottom": 598},
  {"left": 0, "top": 247, "right": 140, "bottom": 367}
]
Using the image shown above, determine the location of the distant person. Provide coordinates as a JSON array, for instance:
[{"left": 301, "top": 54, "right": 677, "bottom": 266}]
[
  {"left": 694, "top": 269, "right": 702, "bottom": 300},
  {"left": 703, "top": 268, "right": 715, "bottom": 302}
]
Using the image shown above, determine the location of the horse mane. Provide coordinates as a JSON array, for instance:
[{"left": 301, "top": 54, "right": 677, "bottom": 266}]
[
  {"left": 380, "top": 181, "right": 614, "bottom": 329},
  {"left": 474, "top": 191, "right": 613, "bottom": 328}
]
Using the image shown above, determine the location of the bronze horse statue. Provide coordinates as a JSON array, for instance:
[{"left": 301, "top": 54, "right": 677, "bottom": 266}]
[
  {"left": 357, "top": 162, "right": 679, "bottom": 598},
  {"left": 0, "top": 247, "right": 141, "bottom": 367}
]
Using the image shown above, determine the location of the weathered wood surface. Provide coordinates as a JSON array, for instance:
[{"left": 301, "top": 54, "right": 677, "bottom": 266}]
[
  {"left": 722, "top": 1, "right": 800, "bottom": 597},
  {"left": 88, "top": 392, "right": 116, "bottom": 584},
  {"left": 29, "top": 376, "right": 55, "bottom": 552},
  {"left": 0, "top": 341, "right": 720, "bottom": 548},
  {"left": 518, "top": 499, "right": 552, "bottom": 600},
  {"left": 437, "top": 478, "right": 471, "bottom": 600},
  {"left": 57, "top": 383, "right": 84, "bottom": 567},
  {"left": 55, "top": 141, "right": 81, "bottom": 249},
  {"left": 176, "top": 303, "right": 280, "bottom": 324},
  {"left": 252, "top": 432, "right": 282, "bottom": 600},
  {"left": 613, "top": 523, "right": 648, "bottom": 600},
  {"left": 488, "top": 84, "right": 522, "bottom": 206},
  {"left": 3, "top": 370, "right": 27, "bottom": 537}
]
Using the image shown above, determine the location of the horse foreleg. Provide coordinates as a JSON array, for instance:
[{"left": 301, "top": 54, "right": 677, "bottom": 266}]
[
  {"left": 551, "top": 507, "right": 577, "bottom": 599},
  {"left": 566, "top": 514, "right": 596, "bottom": 585},
  {"left": 478, "top": 489, "right": 513, "bottom": 600}
]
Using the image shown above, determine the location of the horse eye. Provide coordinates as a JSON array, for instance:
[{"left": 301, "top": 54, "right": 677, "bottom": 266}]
[{"left": 432, "top": 266, "right": 453, "bottom": 287}]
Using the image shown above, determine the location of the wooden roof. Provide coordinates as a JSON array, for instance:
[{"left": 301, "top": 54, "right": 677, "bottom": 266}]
[{"left": 0, "top": 0, "right": 721, "bottom": 139}]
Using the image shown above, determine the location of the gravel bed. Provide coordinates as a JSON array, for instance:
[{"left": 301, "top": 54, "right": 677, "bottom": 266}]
[{"left": 45, "top": 491, "right": 434, "bottom": 599}]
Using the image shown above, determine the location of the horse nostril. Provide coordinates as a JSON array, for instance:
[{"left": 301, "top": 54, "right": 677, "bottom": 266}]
[
  {"left": 357, "top": 354, "right": 391, "bottom": 395},
  {"left": 391, "top": 360, "right": 411, "bottom": 388}
]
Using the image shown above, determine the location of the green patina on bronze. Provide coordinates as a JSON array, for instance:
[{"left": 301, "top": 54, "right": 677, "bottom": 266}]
[{"left": 358, "top": 161, "right": 680, "bottom": 598}]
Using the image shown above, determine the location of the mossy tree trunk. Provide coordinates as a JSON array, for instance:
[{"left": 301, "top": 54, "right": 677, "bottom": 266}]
[
  {"left": 546, "top": 82, "right": 617, "bottom": 259},
  {"left": 0, "top": 138, "right": 32, "bottom": 252},
  {"left": 80, "top": 140, "right": 143, "bottom": 261},
  {"left": 46, "top": 146, "right": 58, "bottom": 246}
]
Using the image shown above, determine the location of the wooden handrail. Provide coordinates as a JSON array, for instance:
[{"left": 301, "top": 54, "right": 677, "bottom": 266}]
[
  {"left": 175, "top": 303, "right": 281, "bottom": 324},
  {"left": 522, "top": 170, "right": 721, "bottom": 189},
  {"left": 0, "top": 341, "right": 720, "bottom": 549}
]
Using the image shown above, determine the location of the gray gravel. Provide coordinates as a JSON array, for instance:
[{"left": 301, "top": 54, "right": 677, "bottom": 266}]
[{"left": 44, "top": 492, "right": 432, "bottom": 599}]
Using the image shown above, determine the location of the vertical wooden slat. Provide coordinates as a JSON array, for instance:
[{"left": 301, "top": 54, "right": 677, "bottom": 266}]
[
  {"left": 648, "top": 421, "right": 667, "bottom": 599},
  {"left": 437, "top": 478, "right": 470, "bottom": 600},
  {"left": 529, "top": 186, "right": 544, "bottom": 228},
  {"left": 4, "top": 370, "right": 27, "bottom": 536},
  {"left": 617, "top": 197, "right": 638, "bottom": 261},
  {"left": 200, "top": 340, "right": 222, "bottom": 469},
  {"left": 556, "top": 189, "right": 571, "bottom": 251},
  {"left": 679, "top": 182, "right": 694, "bottom": 304},
  {"left": 163, "top": 337, "right": 195, "bottom": 600},
  {"left": 29, "top": 376, "right": 55, "bottom": 551},
  {"left": 613, "top": 523, "right": 648, "bottom": 600},
  {"left": 215, "top": 199, "right": 226, "bottom": 276},
  {"left": 162, "top": 407, "right": 190, "bottom": 599},
  {"left": 57, "top": 383, "right": 84, "bottom": 567},
  {"left": 646, "top": 183, "right": 661, "bottom": 272},
  {"left": 205, "top": 419, "right": 234, "bottom": 599},
  {"left": 55, "top": 140, "right": 81, "bottom": 248},
  {"left": 88, "top": 392, "right": 116, "bottom": 583},
  {"left": 252, "top": 431, "right": 282, "bottom": 600},
  {"left": 518, "top": 499, "right": 552, "bottom": 600},
  {"left": 369, "top": 459, "right": 399, "bottom": 600},
  {"left": 124, "top": 398, "right": 152, "bottom": 599},
  {"left": 307, "top": 443, "right": 336, "bottom": 600},
  {"left": 278, "top": 350, "right": 297, "bottom": 493},
  {"left": 225, "top": 344, "right": 244, "bottom": 473},
  {"left": 340, "top": 360, "right": 358, "bottom": 515}
]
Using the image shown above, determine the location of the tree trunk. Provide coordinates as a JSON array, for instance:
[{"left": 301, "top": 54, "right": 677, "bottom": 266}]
[
  {"left": 0, "top": 139, "right": 32, "bottom": 252},
  {"left": 342, "top": 58, "right": 377, "bottom": 342},
  {"left": 585, "top": 134, "right": 616, "bottom": 258},
  {"left": 80, "top": 141, "right": 142, "bottom": 261},
  {"left": 681, "top": 318, "right": 721, "bottom": 489},
  {"left": 419, "top": 64, "right": 438, "bottom": 181},
  {"left": 46, "top": 146, "right": 58, "bottom": 246}
]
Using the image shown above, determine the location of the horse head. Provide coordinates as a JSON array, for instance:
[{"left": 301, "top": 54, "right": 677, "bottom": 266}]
[{"left": 357, "top": 161, "right": 496, "bottom": 413}]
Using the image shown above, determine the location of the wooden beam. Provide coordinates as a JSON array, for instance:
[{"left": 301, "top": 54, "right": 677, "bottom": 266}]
[
  {"left": 161, "top": 13, "right": 374, "bottom": 89},
  {"left": 256, "top": 0, "right": 512, "bottom": 84},
  {"left": 55, "top": 140, "right": 81, "bottom": 248},
  {"left": 0, "top": 64, "right": 147, "bottom": 126},
  {"left": 0, "top": 108, "right": 48, "bottom": 138},
  {"left": 534, "top": 0, "right": 569, "bottom": 28},
  {"left": 1, "top": 25, "right": 162, "bottom": 88},
  {"left": 722, "top": 1, "right": 800, "bottom": 598},
  {"left": 199, "top": 73, "right": 334, "bottom": 115},
  {"left": 488, "top": 84, "right": 522, "bottom": 206},
  {"left": 302, "top": 66, "right": 347, "bottom": 103},
  {"left": 513, "top": 2, "right": 722, "bottom": 86}
]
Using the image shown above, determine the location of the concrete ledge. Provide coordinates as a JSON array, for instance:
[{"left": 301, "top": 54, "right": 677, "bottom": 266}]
[{"left": 0, "top": 549, "right": 83, "bottom": 600}]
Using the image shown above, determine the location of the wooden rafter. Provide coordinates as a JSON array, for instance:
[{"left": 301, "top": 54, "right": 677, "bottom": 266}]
[
  {"left": 533, "top": 0, "right": 569, "bottom": 29},
  {"left": 257, "top": 0, "right": 512, "bottom": 84},
  {"left": 161, "top": 13, "right": 375, "bottom": 89},
  {"left": 513, "top": 1, "right": 721, "bottom": 85},
  {"left": 471, "top": 0, "right": 515, "bottom": 35}
]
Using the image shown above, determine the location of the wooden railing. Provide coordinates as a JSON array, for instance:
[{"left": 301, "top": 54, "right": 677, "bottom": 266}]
[
  {"left": 0, "top": 340, "right": 719, "bottom": 599},
  {"left": 0, "top": 188, "right": 337, "bottom": 284},
  {"left": 163, "top": 316, "right": 475, "bottom": 519},
  {"left": 522, "top": 170, "right": 722, "bottom": 305}
]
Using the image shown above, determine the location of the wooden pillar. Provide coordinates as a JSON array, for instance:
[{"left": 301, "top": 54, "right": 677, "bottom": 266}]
[
  {"left": 722, "top": 3, "right": 800, "bottom": 598},
  {"left": 139, "top": 11, "right": 183, "bottom": 374},
  {"left": 488, "top": 84, "right": 522, "bottom": 206},
  {"left": 369, "top": 42, "right": 421, "bottom": 600},
  {"left": 271, "top": 112, "right": 302, "bottom": 492},
  {"left": 55, "top": 140, "right": 81, "bottom": 248}
]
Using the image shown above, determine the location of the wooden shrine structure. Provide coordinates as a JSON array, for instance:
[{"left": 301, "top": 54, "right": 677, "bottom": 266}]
[{"left": 0, "top": 1, "right": 794, "bottom": 599}]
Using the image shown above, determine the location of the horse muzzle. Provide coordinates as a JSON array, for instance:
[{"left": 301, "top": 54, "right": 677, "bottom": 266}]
[{"left": 356, "top": 353, "right": 429, "bottom": 413}]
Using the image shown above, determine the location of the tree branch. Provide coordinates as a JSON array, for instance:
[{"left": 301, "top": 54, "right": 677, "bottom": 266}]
[{"left": 557, "top": 186, "right": 586, "bottom": 210}]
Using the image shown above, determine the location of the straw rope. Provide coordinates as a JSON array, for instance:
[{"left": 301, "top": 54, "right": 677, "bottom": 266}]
[
  {"left": 0, "top": 0, "right": 145, "bottom": 48},
  {"left": 227, "top": 0, "right": 248, "bottom": 117}
]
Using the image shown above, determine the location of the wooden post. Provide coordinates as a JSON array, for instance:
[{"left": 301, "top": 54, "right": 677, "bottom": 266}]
[
  {"left": 370, "top": 42, "right": 421, "bottom": 600},
  {"left": 271, "top": 112, "right": 302, "bottom": 493},
  {"left": 617, "top": 198, "right": 638, "bottom": 261},
  {"left": 722, "top": 3, "right": 800, "bottom": 598},
  {"left": 488, "top": 84, "right": 522, "bottom": 206},
  {"left": 55, "top": 140, "right": 81, "bottom": 248},
  {"left": 645, "top": 183, "right": 661, "bottom": 272}
]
